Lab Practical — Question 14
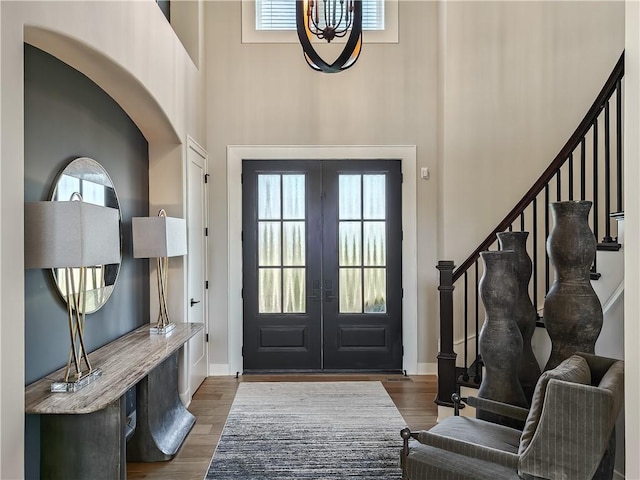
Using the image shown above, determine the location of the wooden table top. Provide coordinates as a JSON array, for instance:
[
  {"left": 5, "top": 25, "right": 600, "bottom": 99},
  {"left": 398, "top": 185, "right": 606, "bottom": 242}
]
[{"left": 25, "top": 323, "right": 204, "bottom": 415}]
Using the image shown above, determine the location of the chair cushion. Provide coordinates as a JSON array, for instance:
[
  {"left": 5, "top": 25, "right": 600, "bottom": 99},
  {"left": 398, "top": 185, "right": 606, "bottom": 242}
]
[
  {"left": 403, "top": 441, "right": 521, "bottom": 480},
  {"left": 424, "top": 416, "right": 521, "bottom": 455},
  {"left": 518, "top": 354, "right": 591, "bottom": 454}
]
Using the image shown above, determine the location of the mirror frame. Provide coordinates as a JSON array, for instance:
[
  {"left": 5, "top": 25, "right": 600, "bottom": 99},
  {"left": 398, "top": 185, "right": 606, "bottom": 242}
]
[{"left": 49, "top": 157, "right": 123, "bottom": 313}]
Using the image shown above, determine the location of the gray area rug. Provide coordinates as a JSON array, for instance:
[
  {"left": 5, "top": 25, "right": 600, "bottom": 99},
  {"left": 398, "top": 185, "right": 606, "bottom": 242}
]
[{"left": 205, "top": 381, "right": 405, "bottom": 479}]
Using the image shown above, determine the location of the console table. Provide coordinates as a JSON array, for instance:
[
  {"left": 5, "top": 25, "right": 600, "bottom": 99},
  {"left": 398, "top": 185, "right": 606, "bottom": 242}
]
[{"left": 25, "top": 322, "right": 204, "bottom": 480}]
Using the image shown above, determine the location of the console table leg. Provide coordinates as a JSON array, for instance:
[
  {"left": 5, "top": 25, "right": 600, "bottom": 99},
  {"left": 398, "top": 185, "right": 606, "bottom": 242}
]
[
  {"left": 127, "top": 352, "right": 196, "bottom": 462},
  {"left": 41, "top": 397, "right": 126, "bottom": 480}
]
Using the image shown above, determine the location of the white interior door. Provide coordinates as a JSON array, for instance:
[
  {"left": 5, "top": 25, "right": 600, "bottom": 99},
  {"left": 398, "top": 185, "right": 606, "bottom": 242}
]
[{"left": 187, "top": 138, "right": 208, "bottom": 395}]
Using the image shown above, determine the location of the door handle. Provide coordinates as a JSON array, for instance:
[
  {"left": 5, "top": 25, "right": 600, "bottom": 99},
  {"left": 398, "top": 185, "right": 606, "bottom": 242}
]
[
  {"left": 324, "top": 280, "right": 337, "bottom": 302},
  {"left": 324, "top": 290, "right": 337, "bottom": 302},
  {"left": 190, "top": 298, "right": 201, "bottom": 307},
  {"left": 306, "top": 280, "right": 322, "bottom": 303}
]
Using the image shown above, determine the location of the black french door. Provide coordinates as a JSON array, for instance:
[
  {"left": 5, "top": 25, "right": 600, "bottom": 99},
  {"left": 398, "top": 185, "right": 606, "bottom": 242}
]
[{"left": 242, "top": 159, "right": 402, "bottom": 371}]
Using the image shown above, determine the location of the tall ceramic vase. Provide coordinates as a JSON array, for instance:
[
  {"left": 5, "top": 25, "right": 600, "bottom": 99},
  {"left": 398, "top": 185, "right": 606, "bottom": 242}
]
[
  {"left": 478, "top": 251, "right": 528, "bottom": 426},
  {"left": 497, "top": 231, "right": 541, "bottom": 403},
  {"left": 544, "top": 201, "right": 603, "bottom": 371}
]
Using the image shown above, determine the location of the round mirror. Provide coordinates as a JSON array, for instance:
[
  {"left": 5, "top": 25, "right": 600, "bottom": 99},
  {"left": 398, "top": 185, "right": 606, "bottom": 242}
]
[{"left": 50, "top": 157, "right": 122, "bottom": 313}]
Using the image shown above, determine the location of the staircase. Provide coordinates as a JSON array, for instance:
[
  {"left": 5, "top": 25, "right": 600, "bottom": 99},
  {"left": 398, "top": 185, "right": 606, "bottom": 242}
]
[{"left": 435, "top": 52, "right": 625, "bottom": 411}]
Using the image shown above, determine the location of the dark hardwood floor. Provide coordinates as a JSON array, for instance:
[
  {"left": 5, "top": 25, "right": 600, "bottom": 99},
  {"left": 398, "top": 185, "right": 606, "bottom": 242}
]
[{"left": 127, "top": 374, "right": 438, "bottom": 480}]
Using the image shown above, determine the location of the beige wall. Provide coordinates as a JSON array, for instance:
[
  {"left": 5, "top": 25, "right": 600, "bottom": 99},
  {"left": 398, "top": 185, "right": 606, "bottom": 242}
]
[
  {"left": 440, "top": 1, "right": 625, "bottom": 266},
  {"left": 205, "top": 1, "right": 440, "bottom": 368},
  {"left": 624, "top": 1, "right": 640, "bottom": 477}
]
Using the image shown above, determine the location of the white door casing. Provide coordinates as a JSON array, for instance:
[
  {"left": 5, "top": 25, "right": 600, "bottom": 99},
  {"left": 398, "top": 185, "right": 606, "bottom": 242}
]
[
  {"left": 227, "top": 146, "right": 418, "bottom": 376},
  {"left": 187, "top": 137, "right": 208, "bottom": 395}
]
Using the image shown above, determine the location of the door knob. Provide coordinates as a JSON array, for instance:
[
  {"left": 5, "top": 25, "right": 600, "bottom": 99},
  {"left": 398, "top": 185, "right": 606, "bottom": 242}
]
[{"left": 190, "top": 298, "right": 201, "bottom": 307}]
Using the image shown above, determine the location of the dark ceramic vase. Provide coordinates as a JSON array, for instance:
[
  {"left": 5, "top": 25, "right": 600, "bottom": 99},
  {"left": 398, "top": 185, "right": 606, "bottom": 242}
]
[
  {"left": 544, "top": 201, "right": 603, "bottom": 371},
  {"left": 478, "top": 251, "right": 528, "bottom": 425},
  {"left": 497, "top": 231, "right": 541, "bottom": 403}
]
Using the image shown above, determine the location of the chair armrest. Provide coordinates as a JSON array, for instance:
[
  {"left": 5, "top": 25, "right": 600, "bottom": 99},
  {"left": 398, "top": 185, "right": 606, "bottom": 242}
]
[
  {"left": 464, "top": 396, "right": 530, "bottom": 422},
  {"left": 401, "top": 428, "right": 422, "bottom": 458}
]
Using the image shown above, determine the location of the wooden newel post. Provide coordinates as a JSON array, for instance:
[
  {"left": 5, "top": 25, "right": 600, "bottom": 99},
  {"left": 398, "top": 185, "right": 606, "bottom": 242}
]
[{"left": 435, "top": 260, "right": 457, "bottom": 407}]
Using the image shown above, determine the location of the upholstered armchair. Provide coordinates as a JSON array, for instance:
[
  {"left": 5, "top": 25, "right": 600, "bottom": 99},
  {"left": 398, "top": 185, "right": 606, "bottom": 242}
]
[{"left": 400, "top": 353, "right": 624, "bottom": 480}]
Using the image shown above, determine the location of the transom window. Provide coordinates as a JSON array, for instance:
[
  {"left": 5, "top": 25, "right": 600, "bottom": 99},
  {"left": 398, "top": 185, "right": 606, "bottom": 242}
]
[
  {"left": 256, "top": 0, "right": 385, "bottom": 31},
  {"left": 242, "top": 0, "right": 399, "bottom": 44}
]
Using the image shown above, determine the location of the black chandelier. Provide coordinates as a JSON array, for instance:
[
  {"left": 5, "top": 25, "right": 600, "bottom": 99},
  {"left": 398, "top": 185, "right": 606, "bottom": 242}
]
[{"left": 295, "top": 0, "right": 363, "bottom": 73}]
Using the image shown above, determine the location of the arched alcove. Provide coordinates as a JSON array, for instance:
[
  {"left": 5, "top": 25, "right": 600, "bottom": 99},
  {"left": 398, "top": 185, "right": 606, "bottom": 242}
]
[{"left": 24, "top": 26, "right": 181, "bottom": 145}]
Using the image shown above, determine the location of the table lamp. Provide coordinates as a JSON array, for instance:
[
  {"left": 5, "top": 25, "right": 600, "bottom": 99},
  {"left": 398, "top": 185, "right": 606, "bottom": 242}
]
[
  {"left": 25, "top": 196, "right": 120, "bottom": 392},
  {"left": 132, "top": 209, "right": 187, "bottom": 334}
]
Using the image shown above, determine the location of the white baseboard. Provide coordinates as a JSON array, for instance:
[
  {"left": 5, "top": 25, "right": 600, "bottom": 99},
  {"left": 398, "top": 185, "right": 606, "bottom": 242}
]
[
  {"left": 209, "top": 363, "right": 433, "bottom": 376},
  {"left": 179, "top": 390, "right": 191, "bottom": 408},
  {"left": 417, "top": 362, "right": 437, "bottom": 375},
  {"left": 209, "top": 363, "right": 232, "bottom": 376}
]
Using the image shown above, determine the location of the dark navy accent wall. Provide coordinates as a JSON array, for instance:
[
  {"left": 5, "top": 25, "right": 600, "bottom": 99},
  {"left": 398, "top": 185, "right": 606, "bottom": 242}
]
[{"left": 24, "top": 44, "right": 149, "bottom": 479}]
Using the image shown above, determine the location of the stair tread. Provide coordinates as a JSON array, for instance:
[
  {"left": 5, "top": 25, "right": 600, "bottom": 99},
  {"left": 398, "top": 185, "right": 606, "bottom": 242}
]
[{"left": 597, "top": 242, "right": 622, "bottom": 251}]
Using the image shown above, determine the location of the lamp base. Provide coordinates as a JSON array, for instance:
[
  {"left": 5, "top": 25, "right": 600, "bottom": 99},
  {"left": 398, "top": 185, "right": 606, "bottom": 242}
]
[
  {"left": 150, "top": 323, "right": 176, "bottom": 335},
  {"left": 51, "top": 368, "right": 103, "bottom": 393}
]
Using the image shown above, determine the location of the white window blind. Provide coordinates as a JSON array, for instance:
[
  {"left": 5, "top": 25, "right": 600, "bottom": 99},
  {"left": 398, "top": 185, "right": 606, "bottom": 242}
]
[{"left": 256, "top": 0, "right": 385, "bottom": 31}]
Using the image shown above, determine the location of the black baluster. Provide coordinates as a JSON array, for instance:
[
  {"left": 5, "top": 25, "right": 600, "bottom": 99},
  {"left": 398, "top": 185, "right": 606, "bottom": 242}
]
[
  {"left": 463, "top": 272, "right": 469, "bottom": 382},
  {"left": 592, "top": 119, "right": 599, "bottom": 277},
  {"left": 532, "top": 198, "right": 538, "bottom": 315},
  {"left": 568, "top": 152, "right": 574, "bottom": 200},
  {"left": 616, "top": 79, "right": 623, "bottom": 214},
  {"left": 593, "top": 118, "right": 599, "bottom": 244},
  {"left": 474, "top": 260, "right": 481, "bottom": 384},
  {"left": 556, "top": 169, "right": 561, "bottom": 201},
  {"left": 545, "top": 185, "right": 550, "bottom": 294},
  {"left": 520, "top": 212, "right": 525, "bottom": 232},
  {"left": 603, "top": 101, "right": 613, "bottom": 243},
  {"left": 581, "top": 137, "right": 586, "bottom": 200}
]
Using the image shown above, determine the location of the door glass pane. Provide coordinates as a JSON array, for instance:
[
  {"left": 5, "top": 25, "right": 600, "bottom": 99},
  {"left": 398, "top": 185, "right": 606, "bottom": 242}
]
[
  {"left": 258, "top": 174, "right": 281, "bottom": 219},
  {"left": 259, "top": 268, "right": 281, "bottom": 313},
  {"left": 283, "top": 221, "right": 305, "bottom": 266},
  {"left": 363, "top": 174, "right": 386, "bottom": 219},
  {"left": 282, "top": 175, "right": 305, "bottom": 219},
  {"left": 339, "top": 222, "right": 362, "bottom": 266},
  {"left": 283, "top": 268, "right": 306, "bottom": 313},
  {"left": 363, "top": 222, "right": 386, "bottom": 266},
  {"left": 364, "top": 268, "right": 386, "bottom": 313},
  {"left": 258, "top": 221, "right": 281, "bottom": 266},
  {"left": 339, "top": 268, "right": 362, "bottom": 313},
  {"left": 339, "top": 175, "right": 361, "bottom": 219}
]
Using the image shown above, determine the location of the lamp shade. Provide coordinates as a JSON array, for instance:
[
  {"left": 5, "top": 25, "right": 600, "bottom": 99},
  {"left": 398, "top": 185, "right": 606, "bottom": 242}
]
[
  {"left": 25, "top": 201, "right": 121, "bottom": 269},
  {"left": 132, "top": 216, "right": 187, "bottom": 258}
]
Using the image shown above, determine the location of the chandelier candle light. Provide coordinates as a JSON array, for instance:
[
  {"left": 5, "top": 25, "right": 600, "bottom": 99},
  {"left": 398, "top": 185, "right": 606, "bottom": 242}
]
[
  {"left": 132, "top": 209, "right": 187, "bottom": 335},
  {"left": 296, "top": 0, "right": 363, "bottom": 73}
]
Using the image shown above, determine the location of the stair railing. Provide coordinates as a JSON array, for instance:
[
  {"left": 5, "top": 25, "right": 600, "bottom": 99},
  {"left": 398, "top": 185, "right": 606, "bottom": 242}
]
[{"left": 436, "top": 52, "right": 625, "bottom": 408}]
